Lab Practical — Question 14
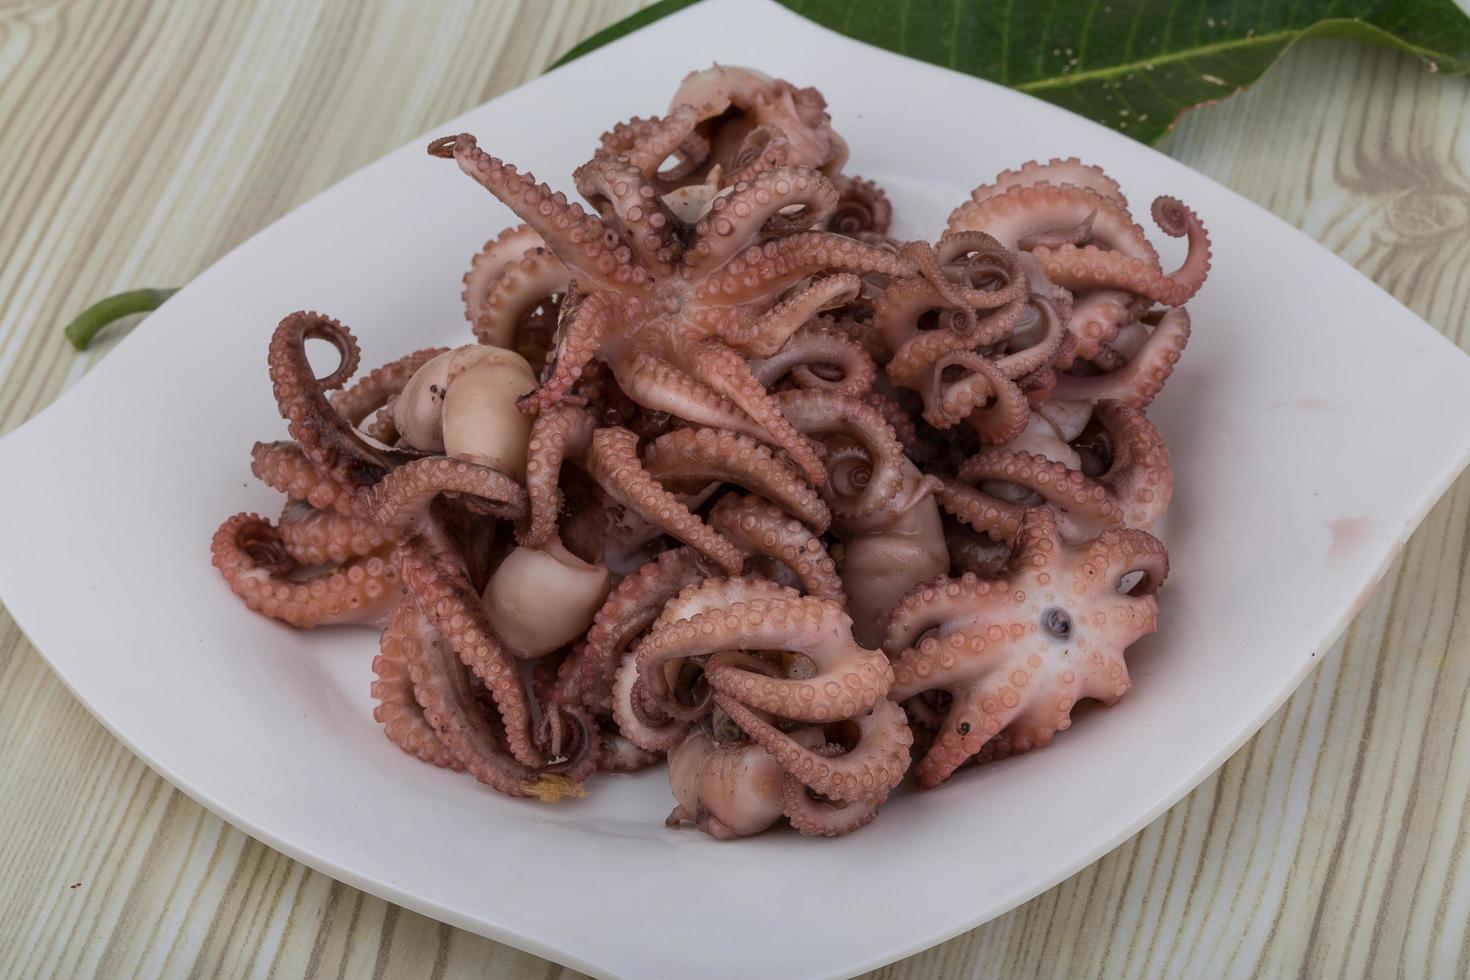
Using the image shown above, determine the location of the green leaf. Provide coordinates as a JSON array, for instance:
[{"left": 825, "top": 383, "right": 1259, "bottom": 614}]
[{"left": 554, "top": 0, "right": 1470, "bottom": 144}]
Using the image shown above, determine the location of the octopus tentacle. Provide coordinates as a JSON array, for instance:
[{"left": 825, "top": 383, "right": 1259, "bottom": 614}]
[
  {"left": 695, "top": 232, "right": 916, "bottom": 304},
  {"left": 1053, "top": 308, "right": 1190, "bottom": 408},
  {"left": 393, "top": 527, "right": 543, "bottom": 769},
  {"left": 1092, "top": 402, "right": 1173, "bottom": 530},
  {"left": 535, "top": 699, "right": 599, "bottom": 784},
  {"left": 268, "top": 311, "right": 416, "bottom": 481},
  {"left": 1062, "top": 291, "right": 1137, "bottom": 366},
  {"left": 882, "top": 572, "right": 1007, "bottom": 657},
  {"left": 463, "top": 224, "right": 547, "bottom": 322},
  {"left": 717, "top": 273, "right": 861, "bottom": 357},
  {"left": 775, "top": 389, "right": 907, "bottom": 526},
  {"left": 574, "top": 153, "right": 681, "bottom": 275},
  {"left": 882, "top": 292, "right": 1029, "bottom": 388},
  {"left": 716, "top": 695, "right": 910, "bottom": 802},
  {"left": 684, "top": 166, "right": 839, "bottom": 274},
  {"left": 629, "top": 591, "right": 891, "bottom": 722},
  {"left": 1080, "top": 525, "right": 1171, "bottom": 595},
  {"left": 517, "top": 289, "right": 622, "bottom": 414},
  {"left": 919, "top": 352, "right": 1030, "bottom": 441},
  {"left": 520, "top": 403, "right": 597, "bottom": 549},
  {"left": 899, "top": 239, "right": 1026, "bottom": 336},
  {"left": 708, "top": 494, "right": 844, "bottom": 602},
  {"left": 330, "top": 347, "right": 448, "bottom": 427},
  {"left": 968, "top": 157, "right": 1129, "bottom": 210},
  {"left": 1018, "top": 211, "right": 1096, "bottom": 250},
  {"left": 371, "top": 456, "right": 528, "bottom": 531},
  {"left": 944, "top": 450, "right": 1122, "bottom": 542},
  {"left": 641, "top": 426, "right": 831, "bottom": 532},
  {"left": 947, "top": 183, "right": 1158, "bottom": 266},
  {"left": 277, "top": 499, "right": 392, "bottom": 565},
  {"left": 612, "top": 350, "right": 763, "bottom": 436},
  {"left": 430, "top": 133, "right": 647, "bottom": 291},
  {"left": 827, "top": 175, "right": 892, "bottom": 236},
  {"left": 934, "top": 480, "right": 1028, "bottom": 544},
  {"left": 747, "top": 318, "right": 876, "bottom": 398},
  {"left": 598, "top": 105, "right": 701, "bottom": 180},
  {"left": 653, "top": 576, "right": 796, "bottom": 629},
  {"left": 397, "top": 603, "right": 584, "bottom": 800},
  {"left": 611, "top": 648, "right": 693, "bottom": 752},
  {"left": 910, "top": 660, "right": 1027, "bottom": 788},
  {"left": 474, "top": 249, "right": 571, "bottom": 349},
  {"left": 682, "top": 339, "right": 827, "bottom": 486},
  {"left": 862, "top": 391, "right": 924, "bottom": 460},
  {"left": 1031, "top": 197, "right": 1210, "bottom": 307},
  {"left": 210, "top": 514, "right": 399, "bottom": 628},
  {"left": 781, "top": 764, "right": 882, "bottom": 836},
  {"left": 995, "top": 297, "right": 1068, "bottom": 378},
  {"left": 250, "top": 441, "right": 360, "bottom": 515},
  {"left": 584, "top": 427, "right": 744, "bottom": 574},
  {"left": 582, "top": 547, "right": 713, "bottom": 714},
  {"left": 723, "top": 126, "right": 792, "bottom": 185},
  {"left": 373, "top": 604, "right": 464, "bottom": 769}
]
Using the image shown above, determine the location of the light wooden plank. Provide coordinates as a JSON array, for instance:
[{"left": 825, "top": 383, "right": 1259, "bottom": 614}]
[{"left": 0, "top": 3, "right": 1465, "bottom": 978}]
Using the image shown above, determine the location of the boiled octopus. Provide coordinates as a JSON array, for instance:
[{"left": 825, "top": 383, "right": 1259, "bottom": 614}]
[{"left": 210, "top": 64, "right": 1210, "bottom": 840}]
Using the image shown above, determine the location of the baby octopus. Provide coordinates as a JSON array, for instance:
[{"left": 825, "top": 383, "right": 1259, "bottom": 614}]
[
  {"left": 884, "top": 509, "right": 1168, "bottom": 787},
  {"left": 428, "top": 102, "right": 915, "bottom": 488}
]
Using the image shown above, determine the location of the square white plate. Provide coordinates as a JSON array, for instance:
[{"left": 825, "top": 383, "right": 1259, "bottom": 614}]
[{"left": 3, "top": 1, "right": 1469, "bottom": 976}]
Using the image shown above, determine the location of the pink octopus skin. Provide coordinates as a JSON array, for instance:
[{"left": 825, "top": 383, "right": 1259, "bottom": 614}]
[
  {"left": 946, "top": 160, "right": 1210, "bottom": 363},
  {"left": 568, "top": 494, "right": 844, "bottom": 732},
  {"left": 665, "top": 723, "right": 890, "bottom": 839},
  {"left": 578, "top": 547, "right": 714, "bottom": 718},
  {"left": 521, "top": 402, "right": 829, "bottom": 578},
  {"left": 664, "top": 65, "right": 849, "bottom": 182},
  {"left": 1052, "top": 308, "right": 1191, "bottom": 409},
  {"left": 873, "top": 235, "right": 1070, "bottom": 442},
  {"left": 461, "top": 223, "right": 571, "bottom": 349},
  {"left": 210, "top": 513, "right": 400, "bottom": 629},
  {"left": 937, "top": 401, "right": 1172, "bottom": 543},
  {"left": 387, "top": 601, "right": 588, "bottom": 802},
  {"left": 251, "top": 441, "right": 361, "bottom": 515},
  {"left": 276, "top": 498, "right": 391, "bottom": 565},
  {"left": 766, "top": 388, "right": 950, "bottom": 646},
  {"left": 708, "top": 493, "right": 845, "bottom": 603},
  {"left": 266, "top": 311, "right": 422, "bottom": 485},
  {"left": 624, "top": 578, "right": 895, "bottom": 735},
  {"left": 625, "top": 575, "right": 909, "bottom": 839},
  {"left": 747, "top": 317, "right": 877, "bottom": 399},
  {"left": 886, "top": 509, "right": 1167, "bottom": 788},
  {"left": 428, "top": 118, "right": 916, "bottom": 487},
  {"left": 373, "top": 602, "right": 464, "bottom": 770}
]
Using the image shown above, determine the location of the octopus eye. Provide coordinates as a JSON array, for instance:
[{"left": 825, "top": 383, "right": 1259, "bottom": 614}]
[
  {"left": 957, "top": 722, "right": 971, "bottom": 735},
  {"left": 1041, "top": 606, "right": 1072, "bottom": 639}
]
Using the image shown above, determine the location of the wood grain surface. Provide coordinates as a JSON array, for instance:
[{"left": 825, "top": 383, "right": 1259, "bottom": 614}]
[{"left": 1, "top": 2, "right": 1467, "bottom": 977}]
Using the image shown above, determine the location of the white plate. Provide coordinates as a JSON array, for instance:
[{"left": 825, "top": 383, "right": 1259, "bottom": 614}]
[{"left": 2, "top": 1, "right": 1469, "bottom": 977}]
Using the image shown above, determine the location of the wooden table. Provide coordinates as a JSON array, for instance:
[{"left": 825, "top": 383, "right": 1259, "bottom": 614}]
[{"left": 2, "top": 2, "right": 1467, "bottom": 976}]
